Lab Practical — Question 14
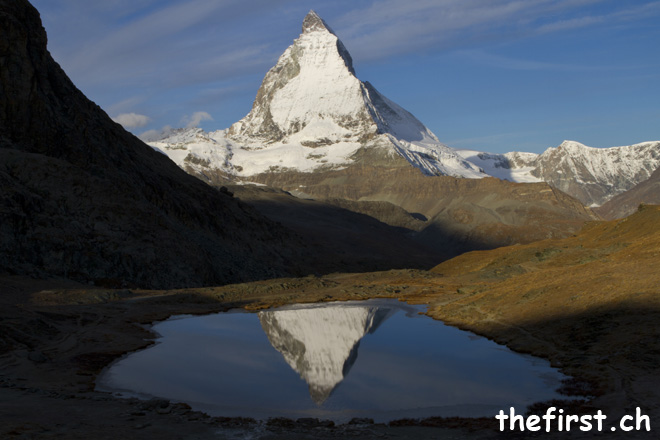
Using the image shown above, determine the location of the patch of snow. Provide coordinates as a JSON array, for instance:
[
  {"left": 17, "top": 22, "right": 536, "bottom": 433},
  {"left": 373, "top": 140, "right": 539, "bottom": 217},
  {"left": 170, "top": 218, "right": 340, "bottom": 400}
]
[{"left": 455, "top": 149, "right": 541, "bottom": 183}]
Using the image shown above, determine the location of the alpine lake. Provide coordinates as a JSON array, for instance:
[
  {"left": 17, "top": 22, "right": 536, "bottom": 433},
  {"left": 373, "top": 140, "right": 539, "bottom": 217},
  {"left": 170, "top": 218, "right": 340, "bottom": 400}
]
[{"left": 97, "top": 299, "right": 571, "bottom": 423}]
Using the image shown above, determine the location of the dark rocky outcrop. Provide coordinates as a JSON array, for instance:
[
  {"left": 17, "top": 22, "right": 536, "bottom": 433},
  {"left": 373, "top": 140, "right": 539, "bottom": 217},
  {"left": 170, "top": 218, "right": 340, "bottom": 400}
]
[{"left": 0, "top": 0, "right": 305, "bottom": 288}]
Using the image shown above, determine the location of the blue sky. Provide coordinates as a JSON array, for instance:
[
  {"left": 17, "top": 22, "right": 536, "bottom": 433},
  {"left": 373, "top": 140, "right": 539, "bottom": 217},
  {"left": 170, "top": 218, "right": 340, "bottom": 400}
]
[{"left": 32, "top": 0, "right": 660, "bottom": 153}]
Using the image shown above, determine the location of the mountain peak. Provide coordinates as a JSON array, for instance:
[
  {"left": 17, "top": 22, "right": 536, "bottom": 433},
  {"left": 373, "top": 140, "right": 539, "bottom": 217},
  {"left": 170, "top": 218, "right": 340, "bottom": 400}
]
[
  {"left": 223, "top": 10, "right": 484, "bottom": 178},
  {"left": 302, "top": 10, "right": 333, "bottom": 34}
]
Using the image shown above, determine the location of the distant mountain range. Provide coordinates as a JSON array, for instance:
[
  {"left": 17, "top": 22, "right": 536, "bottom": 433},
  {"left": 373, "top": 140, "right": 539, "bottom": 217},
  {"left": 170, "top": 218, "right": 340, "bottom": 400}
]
[
  {"left": 151, "top": 126, "right": 659, "bottom": 211},
  {"left": 457, "top": 140, "right": 660, "bottom": 208}
]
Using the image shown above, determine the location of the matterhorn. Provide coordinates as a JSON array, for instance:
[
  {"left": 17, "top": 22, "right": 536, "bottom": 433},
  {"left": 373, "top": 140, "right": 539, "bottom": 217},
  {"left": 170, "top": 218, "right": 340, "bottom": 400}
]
[{"left": 151, "top": 10, "right": 484, "bottom": 179}]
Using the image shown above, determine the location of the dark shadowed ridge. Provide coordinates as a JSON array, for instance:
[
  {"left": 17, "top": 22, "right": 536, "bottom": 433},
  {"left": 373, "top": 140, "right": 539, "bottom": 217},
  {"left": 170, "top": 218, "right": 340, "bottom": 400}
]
[{"left": 0, "top": 0, "right": 307, "bottom": 289}]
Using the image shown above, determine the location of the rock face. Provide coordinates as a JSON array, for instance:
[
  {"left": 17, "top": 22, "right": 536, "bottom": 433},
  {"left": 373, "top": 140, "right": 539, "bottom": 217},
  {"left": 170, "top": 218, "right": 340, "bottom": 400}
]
[
  {"left": 528, "top": 141, "right": 660, "bottom": 207},
  {"left": 0, "top": 0, "right": 304, "bottom": 288},
  {"left": 259, "top": 303, "right": 392, "bottom": 404}
]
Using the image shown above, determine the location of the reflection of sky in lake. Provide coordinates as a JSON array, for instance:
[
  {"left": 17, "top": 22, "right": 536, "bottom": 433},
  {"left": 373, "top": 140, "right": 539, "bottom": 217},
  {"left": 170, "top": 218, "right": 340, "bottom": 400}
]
[{"left": 97, "top": 299, "right": 570, "bottom": 422}]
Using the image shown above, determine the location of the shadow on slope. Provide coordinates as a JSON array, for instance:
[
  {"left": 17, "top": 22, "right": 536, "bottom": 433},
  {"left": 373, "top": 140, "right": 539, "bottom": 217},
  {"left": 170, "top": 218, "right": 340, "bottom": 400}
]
[
  {"left": 230, "top": 185, "right": 447, "bottom": 273},
  {"left": 248, "top": 165, "right": 597, "bottom": 256},
  {"left": 0, "top": 0, "right": 309, "bottom": 288}
]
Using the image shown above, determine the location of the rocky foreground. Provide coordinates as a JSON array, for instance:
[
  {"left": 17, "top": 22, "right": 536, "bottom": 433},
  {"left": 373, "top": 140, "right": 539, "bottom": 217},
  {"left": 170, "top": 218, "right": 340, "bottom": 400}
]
[{"left": 2, "top": 205, "right": 659, "bottom": 439}]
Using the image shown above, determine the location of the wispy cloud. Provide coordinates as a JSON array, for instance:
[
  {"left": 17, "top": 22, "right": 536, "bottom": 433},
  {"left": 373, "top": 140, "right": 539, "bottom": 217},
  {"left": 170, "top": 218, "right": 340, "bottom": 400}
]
[
  {"left": 45, "top": 0, "right": 298, "bottom": 89},
  {"left": 106, "top": 96, "right": 147, "bottom": 116},
  {"left": 31, "top": 0, "right": 660, "bottom": 151},
  {"left": 536, "top": 1, "right": 660, "bottom": 33},
  {"left": 139, "top": 126, "right": 173, "bottom": 142},
  {"left": 334, "top": 0, "right": 560, "bottom": 59},
  {"left": 166, "top": 45, "right": 274, "bottom": 87},
  {"left": 454, "top": 50, "right": 641, "bottom": 72},
  {"left": 180, "top": 111, "right": 213, "bottom": 128},
  {"left": 189, "top": 82, "right": 259, "bottom": 107},
  {"left": 112, "top": 112, "right": 151, "bottom": 128},
  {"left": 39, "top": 0, "right": 660, "bottom": 91},
  {"left": 333, "top": 0, "right": 660, "bottom": 61},
  {"left": 64, "top": 0, "right": 233, "bottom": 84}
]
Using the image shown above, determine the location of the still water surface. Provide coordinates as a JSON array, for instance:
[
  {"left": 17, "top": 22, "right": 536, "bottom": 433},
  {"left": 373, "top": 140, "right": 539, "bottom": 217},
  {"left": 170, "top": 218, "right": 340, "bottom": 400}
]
[{"left": 97, "top": 299, "right": 568, "bottom": 422}]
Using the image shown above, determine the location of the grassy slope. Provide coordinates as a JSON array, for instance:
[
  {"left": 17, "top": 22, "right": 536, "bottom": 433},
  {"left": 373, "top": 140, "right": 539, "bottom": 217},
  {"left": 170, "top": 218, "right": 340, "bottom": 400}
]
[{"left": 425, "top": 204, "right": 660, "bottom": 418}]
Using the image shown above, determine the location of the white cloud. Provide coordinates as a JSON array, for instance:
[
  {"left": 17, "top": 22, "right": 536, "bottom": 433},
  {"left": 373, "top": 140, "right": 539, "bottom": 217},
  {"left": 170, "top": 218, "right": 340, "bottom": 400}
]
[
  {"left": 139, "top": 125, "right": 173, "bottom": 142},
  {"left": 137, "top": 112, "right": 213, "bottom": 142},
  {"left": 180, "top": 111, "right": 213, "bottom": 128},
  {"left": 112, "top": 112, "right": 151, "bottom": 128}
]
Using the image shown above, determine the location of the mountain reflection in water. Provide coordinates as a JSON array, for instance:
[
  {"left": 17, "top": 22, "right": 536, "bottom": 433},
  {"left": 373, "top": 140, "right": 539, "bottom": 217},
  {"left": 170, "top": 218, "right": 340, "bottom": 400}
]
[
  {"left": 96, "top": 299, "right": 571, "bottom": 422},
  {"left": 258, "top": 304, "right": 394, "bottom": 404}
]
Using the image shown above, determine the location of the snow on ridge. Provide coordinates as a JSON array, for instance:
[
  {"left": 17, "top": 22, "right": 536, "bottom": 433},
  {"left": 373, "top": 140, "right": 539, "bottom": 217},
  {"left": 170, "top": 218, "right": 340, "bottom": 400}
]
[
  {"left": 536, "top": 140, "right": 660, "bottom": 183},
  {"left": 148, "top": 127, "right": 234, "bottom": 174},
  {"left": 148, "top": 127, "right": 660, "bottom": 191},
  {"left": 454, "top": 149, "right": 541, "bottom": 183}
]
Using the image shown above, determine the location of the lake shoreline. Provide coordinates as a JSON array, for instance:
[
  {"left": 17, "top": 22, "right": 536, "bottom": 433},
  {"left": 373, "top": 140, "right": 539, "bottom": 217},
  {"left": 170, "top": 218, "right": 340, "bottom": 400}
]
[{"left": 0, "top": 271, "right": 654, "bottom": 439}]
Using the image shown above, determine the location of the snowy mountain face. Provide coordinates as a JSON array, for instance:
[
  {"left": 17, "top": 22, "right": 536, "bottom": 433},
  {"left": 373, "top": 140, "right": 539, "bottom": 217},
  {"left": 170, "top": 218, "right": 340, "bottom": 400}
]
[
  {"left": 258, "top": 303, "right": 392, "bottom": 405},
  {"left": 529, "top": 141, "right": 660, "bottom": 207},
  {"left": 456, "top": 141, "right": 660, "bottom": 207},
  {"left": 150, "top": 10, "right": 484, "bottom": 179}
]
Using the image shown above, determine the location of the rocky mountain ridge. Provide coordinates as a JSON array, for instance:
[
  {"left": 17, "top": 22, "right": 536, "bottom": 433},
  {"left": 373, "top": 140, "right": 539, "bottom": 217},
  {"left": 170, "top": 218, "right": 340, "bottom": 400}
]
[
  {"left": 459, "top": 140, "right": 660, "bottom": 207},
  {"left": 0, "top": 0, "right": 308, "bottom": 288},
  {"left": 245, "top": 166, "right": 597, "bottom": 256},
  {"left": 596, "top": 165, "right": 660, "bottom": 219},
  {"left": 145, "top": 11, "right": 602, "bottom": 254}
]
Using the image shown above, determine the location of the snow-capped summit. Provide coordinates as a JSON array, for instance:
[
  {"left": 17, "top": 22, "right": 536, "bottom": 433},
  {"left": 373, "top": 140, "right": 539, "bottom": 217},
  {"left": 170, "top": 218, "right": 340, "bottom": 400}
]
[{"left": 221, "top": 10, "right": 484, "bottom": 177}]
